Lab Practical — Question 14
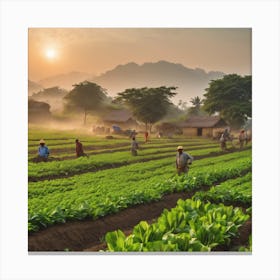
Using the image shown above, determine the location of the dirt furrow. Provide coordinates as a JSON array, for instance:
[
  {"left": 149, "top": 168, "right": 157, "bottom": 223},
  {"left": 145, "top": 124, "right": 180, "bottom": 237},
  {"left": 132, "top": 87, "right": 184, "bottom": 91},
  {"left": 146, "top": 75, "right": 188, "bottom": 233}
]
[
  {"left": 28, "top": 175, "right": 251, "bottom": 252},
  {"left": 28, "top": 190, "right": 202, "bottom": 251}
]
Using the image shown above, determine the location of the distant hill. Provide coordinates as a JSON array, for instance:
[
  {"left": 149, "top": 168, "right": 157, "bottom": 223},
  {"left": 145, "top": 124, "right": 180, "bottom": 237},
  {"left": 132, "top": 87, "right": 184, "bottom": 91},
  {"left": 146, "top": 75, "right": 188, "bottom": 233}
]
[
  {"left": 38, "top": 71, "right": 93, "bottom": 90},
  {"left": 34, "top": 61, "right": 226, "bottom": 102},
  {"left": 28, "top": 80, "right": 43, "bottom": 95},
  {"left": 92, "top": 61, "right": 225, "bottom": 102}
]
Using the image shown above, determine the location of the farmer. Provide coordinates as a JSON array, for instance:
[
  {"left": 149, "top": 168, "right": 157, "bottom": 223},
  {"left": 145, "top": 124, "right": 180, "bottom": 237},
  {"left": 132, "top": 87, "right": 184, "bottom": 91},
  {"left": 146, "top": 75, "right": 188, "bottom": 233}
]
[
  {"left": 176, "top": 146, "right": 193, "bottom": 175},
  {"left": 220, "top": 132, "right": 227, "bottom": 151},
  {"left": 75, "top": 139, "right": 87, "bottom": 157},
  {"left": 38, "top": 139, "right": 49, "bottom": 161},
  {"left": 131, "top": 137, "right": 139, "bottom": 156},
  {"left": 130, "top": 130, "right": 136, "bottom": 139},
  {"left": 223, "top": 128, "right": 230, "bottom": 140},
  {"left": 239, "top": 130, "right": 246, "bottom": 149},
  {"left": 144, "top": 131, "right": 149, "bottom": 143}
]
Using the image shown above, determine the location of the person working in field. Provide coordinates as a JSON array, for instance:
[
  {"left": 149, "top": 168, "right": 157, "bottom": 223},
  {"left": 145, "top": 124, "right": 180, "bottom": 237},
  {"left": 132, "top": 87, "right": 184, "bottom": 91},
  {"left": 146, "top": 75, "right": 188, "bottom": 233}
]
[
  {"left": 144, "top": 131, "right": 149, "bottom": 143},
  {"left": 75, "top": 139, "right": 88, "bottom": 157},
  {"left": 220, "top": 132, "right": 227, "bottom": 151},
  {"left": 130, "top": 130, "right": 136, "bottom": 139},
  {"left": 176, "top": 146, "right": 193, "bottom": 175},
  {"left": 223, "top": 128, "right": 230, "bottom": 140},
  {"left": 38, "top": 139, "right": 49, "bottom": 161},
  {"left": 131, "top": 137, "right": 139, "bottom": 156},
  {"left": 238, "top": 130, "right": 246, "bottom": 149}
]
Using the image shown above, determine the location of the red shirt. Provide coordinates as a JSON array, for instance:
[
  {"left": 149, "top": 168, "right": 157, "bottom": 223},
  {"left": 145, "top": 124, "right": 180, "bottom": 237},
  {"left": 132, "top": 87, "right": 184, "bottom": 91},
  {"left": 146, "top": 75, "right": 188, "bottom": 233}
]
[{"left": 76, "top": 141, "right": 84, "bottom": 156}]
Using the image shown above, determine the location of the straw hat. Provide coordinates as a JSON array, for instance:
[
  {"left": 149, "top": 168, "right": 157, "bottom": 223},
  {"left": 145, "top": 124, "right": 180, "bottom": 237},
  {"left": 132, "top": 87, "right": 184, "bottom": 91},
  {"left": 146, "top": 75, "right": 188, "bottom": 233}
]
[
  {"left": 39, "top": 139, "right": 45, "bottom": 144},
  {"left": 177, "top": 146, "right": 183, "bottom": 150}
]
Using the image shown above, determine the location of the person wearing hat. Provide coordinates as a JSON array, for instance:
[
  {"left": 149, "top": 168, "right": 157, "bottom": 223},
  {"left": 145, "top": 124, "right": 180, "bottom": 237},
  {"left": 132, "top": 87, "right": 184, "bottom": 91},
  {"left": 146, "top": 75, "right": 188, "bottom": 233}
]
[
  {"left": 176, "top": 146, "right": 193, "bottom": 175},
  {"left": 38, "top": 139, "right": 49, "bottom": 161}
]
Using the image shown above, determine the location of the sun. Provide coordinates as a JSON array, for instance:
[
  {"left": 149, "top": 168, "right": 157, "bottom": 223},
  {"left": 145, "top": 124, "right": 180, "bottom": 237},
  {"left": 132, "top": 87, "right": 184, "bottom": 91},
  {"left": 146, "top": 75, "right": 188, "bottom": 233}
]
[{"left": 45, "top": 48, "right": 56, "bottom": 60}]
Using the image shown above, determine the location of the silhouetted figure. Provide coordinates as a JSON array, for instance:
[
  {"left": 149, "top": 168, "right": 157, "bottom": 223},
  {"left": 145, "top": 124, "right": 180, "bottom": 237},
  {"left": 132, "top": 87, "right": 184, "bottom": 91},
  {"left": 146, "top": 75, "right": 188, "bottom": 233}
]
[
  {"left": 144, "top": 131, "right": 149, "bottom": 143},
  {"left": 220, "top": 133, "right": 227, "bottom": 151},
  {"left": 239, "top": 130, "right": 246, "bottom": 149},
  {"left": 75, "top": 139, "right": 87, "bottom": 157},
  {"left": 131, "top": 137, "right": 139, "bottom": 156}
]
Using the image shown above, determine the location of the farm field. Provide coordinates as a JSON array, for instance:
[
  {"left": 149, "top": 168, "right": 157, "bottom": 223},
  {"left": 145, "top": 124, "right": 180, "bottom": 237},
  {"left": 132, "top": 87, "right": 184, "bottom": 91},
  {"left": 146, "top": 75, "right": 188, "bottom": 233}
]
[{"left": 28, "top": 129, "right": 252, "bottom": 252}]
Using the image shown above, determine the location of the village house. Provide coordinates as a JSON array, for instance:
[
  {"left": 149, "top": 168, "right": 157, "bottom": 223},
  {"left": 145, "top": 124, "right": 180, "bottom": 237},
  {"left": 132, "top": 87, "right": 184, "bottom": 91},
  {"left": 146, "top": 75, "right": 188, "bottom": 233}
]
[{"left": 180, "top": 116, "right": 228, "bottom": 138}]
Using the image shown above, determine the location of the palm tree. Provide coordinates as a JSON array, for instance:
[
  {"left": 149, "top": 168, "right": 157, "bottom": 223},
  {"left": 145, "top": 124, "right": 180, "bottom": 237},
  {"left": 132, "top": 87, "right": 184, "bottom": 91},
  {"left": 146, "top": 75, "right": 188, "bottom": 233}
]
[
  {"left": 190, "top": 96, "right": 203, "bottom": 109},
  {"left": 188, "top": 96, "right": 203, "bottom": 116}
]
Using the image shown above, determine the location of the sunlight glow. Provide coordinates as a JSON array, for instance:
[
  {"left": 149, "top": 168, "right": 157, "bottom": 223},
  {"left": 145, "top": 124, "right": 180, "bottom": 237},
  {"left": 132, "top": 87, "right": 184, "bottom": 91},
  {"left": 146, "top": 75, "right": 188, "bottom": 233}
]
[{"left": 45, "top": 48, "right": 56, "bottom": 59}]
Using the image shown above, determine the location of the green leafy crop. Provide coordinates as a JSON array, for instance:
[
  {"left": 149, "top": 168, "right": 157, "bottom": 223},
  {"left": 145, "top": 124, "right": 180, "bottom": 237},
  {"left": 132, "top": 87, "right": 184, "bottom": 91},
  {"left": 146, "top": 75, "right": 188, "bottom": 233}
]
[{"left": 105, "top": 199, "right": 249, "bottom": 252}]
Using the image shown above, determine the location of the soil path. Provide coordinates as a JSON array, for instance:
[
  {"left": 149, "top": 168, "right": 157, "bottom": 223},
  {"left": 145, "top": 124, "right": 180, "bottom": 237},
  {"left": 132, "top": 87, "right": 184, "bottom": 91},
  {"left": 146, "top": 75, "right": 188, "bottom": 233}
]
[{"left": 28, "top": 185, "right": 251, "bottom": 252}]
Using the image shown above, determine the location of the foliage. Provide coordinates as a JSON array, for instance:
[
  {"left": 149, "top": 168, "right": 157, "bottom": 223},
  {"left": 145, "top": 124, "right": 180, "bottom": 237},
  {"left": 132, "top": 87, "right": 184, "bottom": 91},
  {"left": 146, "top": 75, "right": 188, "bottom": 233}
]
[
  {"left": 32, "top": 86, "right": 68, "bottom": 98},
  {"left": 64, "top": 81, "right": 107, "bottom": 124},
  {"left": 28, "top": 99, "right": 51, "bottom": 115},
  {"left": 193, "top": 172, "right": 252, "bottom": 205},
  {"left": 28, "top": 154, "right": 251, "bottom": 231},
  {"left": 28, "top": 146, "right": 224, "bottom": 180},
  {"left": 203, "top": 74, "right": 252, "bottom": 128},
  {"left": 115, "top": 86, "right": 177, "bottom": 132},
  {"left": 105, "top": 199, "right": 249, "bottom": 251},
  {"left": 238, "top": 235, "right": 252, "bottom": 252},
  {"left": 188, "top": 96, "right": 205, "bottom": 116},
  {"left": 177, "top": 99, "right": 188, "bottom": 111}
]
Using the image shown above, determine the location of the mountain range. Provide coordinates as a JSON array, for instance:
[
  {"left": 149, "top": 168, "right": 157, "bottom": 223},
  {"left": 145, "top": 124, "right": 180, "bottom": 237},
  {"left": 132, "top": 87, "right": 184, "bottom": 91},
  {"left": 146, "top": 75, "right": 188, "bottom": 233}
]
[{"left": 31, "top": 61, "right": 226, "bottom": 102}]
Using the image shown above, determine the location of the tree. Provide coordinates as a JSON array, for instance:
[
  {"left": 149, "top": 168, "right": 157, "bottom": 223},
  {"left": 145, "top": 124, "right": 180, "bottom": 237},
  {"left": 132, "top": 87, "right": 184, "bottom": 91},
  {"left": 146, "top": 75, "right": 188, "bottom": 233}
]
[
  {"left": 32, "top": 86, "right": 68, "bottom": 113},
  {"left": 177, "top": 99, "right": 188, "bottom": 111},
  {"left": 115, "top": 86, "right": 177, "bottom": 132},
  {"left": 64, "top": 81, "right": 107, "bottom": 124},
  {"left": 203, "top": 74, "right": 252, "bottom": 128},
  {"left": 32, "top": 86, "right": 68, "bottom": 98},
  {"left": 28, "top": 98, "right": 51, "bottom": 122},
  {"left": 188, "top": 96, "right": 203, "bottom": 116}
]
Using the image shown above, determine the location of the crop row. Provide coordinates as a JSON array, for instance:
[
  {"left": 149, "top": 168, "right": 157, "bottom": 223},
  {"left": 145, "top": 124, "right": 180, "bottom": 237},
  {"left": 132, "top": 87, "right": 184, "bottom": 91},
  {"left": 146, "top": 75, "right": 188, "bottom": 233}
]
[
  {"left": 105, "top": 167, "right": 252, "bottom": 251},
  {"left": 28, "top": 135, "right": 214, "bottom": 147},
  {"left": 28, "top": 138, "right": 130, "bottom": 148},
  {"left": 28, "top": 146, "right": 225, "bottom": 180},
  {"left": 193, "top": 172, "right": 252, "bottom": 205},
  {"left": 29, "top": 149, "right": 251, "bottom": 198},
  {"left": 104, "top": 198, "right": 250, "bottom": 252},
  {"left": 28, "top": 142, "right": 217, "bottom": 160},
  {"left": 28, "top": 156, "right": 251, "bottom": 232}
]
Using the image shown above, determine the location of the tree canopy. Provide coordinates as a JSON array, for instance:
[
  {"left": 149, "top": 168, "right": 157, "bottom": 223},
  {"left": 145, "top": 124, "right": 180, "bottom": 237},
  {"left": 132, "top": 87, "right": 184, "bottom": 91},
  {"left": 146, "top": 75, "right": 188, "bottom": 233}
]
[
  {"left": 203, "top": 74, "right": 252, "bottom": 128},
  {"left": 28, "top": 98, "right": 51, "bottom": 122},
  {"left": 64, "top": 81, "right": 107, "bottom": 124},
  {"left": 32, "top": 86, "right": 68, "bottom": 98},
  {"left": 115, "top": 86, "right": 177, "bottom": 132},
  {"left": 188, "top": 96, "right": 204, "bottom": 116}
]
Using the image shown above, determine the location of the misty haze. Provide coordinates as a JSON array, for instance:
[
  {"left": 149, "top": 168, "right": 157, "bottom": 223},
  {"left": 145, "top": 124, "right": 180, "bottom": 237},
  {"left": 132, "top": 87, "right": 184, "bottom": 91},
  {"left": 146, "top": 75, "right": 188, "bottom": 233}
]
[{"left": 28, "top": 28, "right": 252, "bottom": 254}]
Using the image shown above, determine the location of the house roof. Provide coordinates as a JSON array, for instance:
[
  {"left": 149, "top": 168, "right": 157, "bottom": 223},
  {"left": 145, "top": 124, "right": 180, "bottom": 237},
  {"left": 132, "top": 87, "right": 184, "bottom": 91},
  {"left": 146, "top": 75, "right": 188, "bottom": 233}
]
[
  {"left": 103, "top": 109, "right": 134, "bottom": 123},
  {"left": 180, "top": 116, "right": 227, "bottom": 128}
]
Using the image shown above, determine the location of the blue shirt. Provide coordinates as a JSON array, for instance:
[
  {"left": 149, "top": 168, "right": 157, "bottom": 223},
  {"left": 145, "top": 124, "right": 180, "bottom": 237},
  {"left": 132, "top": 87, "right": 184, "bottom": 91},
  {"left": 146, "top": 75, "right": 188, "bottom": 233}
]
[{"left": 38, "top": 146, "right": 49, "bottom": 158}]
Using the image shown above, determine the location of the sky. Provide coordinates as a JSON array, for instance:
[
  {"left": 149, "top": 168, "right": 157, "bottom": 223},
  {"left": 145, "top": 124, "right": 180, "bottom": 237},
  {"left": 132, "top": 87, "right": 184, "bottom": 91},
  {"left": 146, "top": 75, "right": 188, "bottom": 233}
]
[{"left": 28, "top": 28, "right": 251, "bottom": 82}]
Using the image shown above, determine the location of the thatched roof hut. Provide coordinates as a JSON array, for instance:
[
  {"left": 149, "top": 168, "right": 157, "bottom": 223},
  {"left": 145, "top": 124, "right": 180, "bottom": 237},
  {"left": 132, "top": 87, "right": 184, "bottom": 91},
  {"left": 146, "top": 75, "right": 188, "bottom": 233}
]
[{"left": 180, "top": 116, "right": 228, "bottom": 137}]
